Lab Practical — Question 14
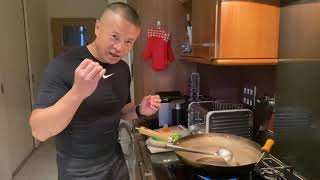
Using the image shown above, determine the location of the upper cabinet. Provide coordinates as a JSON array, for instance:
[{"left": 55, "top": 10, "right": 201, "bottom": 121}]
[{"left": 180, "top": 0, "right": 280, "bottom": 65}]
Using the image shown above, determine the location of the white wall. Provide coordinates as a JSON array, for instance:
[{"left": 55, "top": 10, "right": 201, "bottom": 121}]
[
  {"left": 23, "top": 0, "right": 51, "bottom": 148},
  {"left": 24, "top": 0, "right": 50, "bottom": 103}
]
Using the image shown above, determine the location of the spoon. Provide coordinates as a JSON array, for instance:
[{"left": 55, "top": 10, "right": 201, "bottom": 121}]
[
  {"left": 102, "top": 73, "right": 114, "bottom": 79},
  {"left": 165, "top": 144, "right": 233, "bottom": 162}
]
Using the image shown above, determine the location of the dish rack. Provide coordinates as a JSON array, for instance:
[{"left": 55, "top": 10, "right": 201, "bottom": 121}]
[{"left": 187, "top": 101, "right": 253, "bottom": 139}]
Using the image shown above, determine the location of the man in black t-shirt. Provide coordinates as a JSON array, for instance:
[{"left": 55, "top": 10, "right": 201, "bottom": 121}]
[{"left": 29, "top": 2, "right": 161, "bottom": 180}]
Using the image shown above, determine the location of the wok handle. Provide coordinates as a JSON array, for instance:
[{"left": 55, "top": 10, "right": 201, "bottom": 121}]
[
  {"left": 166, "top": 144, "right": 214, "bottom": 156},
  {"left": 255, "top": 139, "right": 275, "bottom": 166},
  {"left": 136, "top": 126, "right": 173, "bottom": 142},
  {"left": 261, "top": 139, "right": 275, "bottom": 153}
]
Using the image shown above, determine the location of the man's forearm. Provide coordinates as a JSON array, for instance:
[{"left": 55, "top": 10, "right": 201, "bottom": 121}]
[{"left": 29, "top": 88, "right": 83, "bottom": 141}]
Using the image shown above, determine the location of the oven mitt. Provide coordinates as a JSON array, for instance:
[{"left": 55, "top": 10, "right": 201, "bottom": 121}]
[{"left": 143, "top": 28, "right": 175, "bottom": 71}]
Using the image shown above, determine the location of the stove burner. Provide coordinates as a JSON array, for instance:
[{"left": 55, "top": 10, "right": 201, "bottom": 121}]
[
  {"left": 253, "top": 155, "right": 304, "bottom": 180},
  {"left": 152, "top": 152, "right": 305, "bottom": 180},
  {"left": 260, "top": 168, "right": 286, "bottom": 180},
  {"left": 196, "top": 175, "right": 238, "bottom": 180}
]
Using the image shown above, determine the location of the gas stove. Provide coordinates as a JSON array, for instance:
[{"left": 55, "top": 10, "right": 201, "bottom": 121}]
[
  {"left": 254, "top": 154, "right": 305, "bottom": 180},
  {"left": 150, "top": 152, "right": 306, "bottom": 180}
]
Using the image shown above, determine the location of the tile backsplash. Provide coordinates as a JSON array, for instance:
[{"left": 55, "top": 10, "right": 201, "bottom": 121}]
[{"left": 198, "top": 64, "right": 276, "bottom": 103}]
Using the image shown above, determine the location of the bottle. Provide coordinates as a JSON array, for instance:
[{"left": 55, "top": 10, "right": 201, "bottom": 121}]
[{"left": 172, "top": 100, "right": 182, "bottom": 126}]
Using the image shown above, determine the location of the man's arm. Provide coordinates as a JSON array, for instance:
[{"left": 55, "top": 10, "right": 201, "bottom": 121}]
[
  {"left": 121, "top": 102, "right": 137, "bottom": 120},
  {"left": 121, "top": 95, "right": 161, "bottom": 120},
  {"left": 30, "top": 59, "right": 106, "bottom": 141},
  {"left": 30, "top": 89, "right": 83, "bottom": 141}
]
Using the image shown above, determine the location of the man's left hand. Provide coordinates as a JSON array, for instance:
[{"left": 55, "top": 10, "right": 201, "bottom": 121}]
[{"left": 139, "top": 95, "right": 161, "bottom": 116}]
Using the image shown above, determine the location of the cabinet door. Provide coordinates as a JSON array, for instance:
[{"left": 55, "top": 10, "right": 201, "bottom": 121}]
[
  {"left": 1, "top": 0, "right": 34, "bottom": 173},
  {"left": 0, "top": 71, "right": 11, "bottom": 180},
  {"left": 217, "top": 0, "right": 280, "bottom": 59},
  {"left": 279, "top": 2, "right": 320, "bottom": 58},
  {"left": 192, "top": 0, "right": 217, "bottom": 59}
]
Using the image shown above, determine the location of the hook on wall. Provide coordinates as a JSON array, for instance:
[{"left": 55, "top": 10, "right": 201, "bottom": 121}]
[{"left": 156, "top": 20, "right": 161, "bottom": 29}]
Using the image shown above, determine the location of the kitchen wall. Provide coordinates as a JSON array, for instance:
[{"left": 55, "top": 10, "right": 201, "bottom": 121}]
[
  {"left": 198, "top": 64, "right": 276, "bottom": 103},
  {"left": 134, "top": 0, "right": 197, "bottom": 102}
]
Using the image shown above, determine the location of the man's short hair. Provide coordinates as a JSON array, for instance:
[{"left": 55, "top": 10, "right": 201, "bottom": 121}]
[{"left": 99, "top": 2, "right": 141, "bottom": 28}]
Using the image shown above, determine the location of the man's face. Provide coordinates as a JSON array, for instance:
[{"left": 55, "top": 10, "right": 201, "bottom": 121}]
[{"left": 94, "top": 13, "right": 140, "bottom": 64}]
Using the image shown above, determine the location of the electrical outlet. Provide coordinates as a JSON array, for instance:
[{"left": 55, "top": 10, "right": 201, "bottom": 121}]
[{"left": 242, "top": 84, "right": 256, "bottom": 109}]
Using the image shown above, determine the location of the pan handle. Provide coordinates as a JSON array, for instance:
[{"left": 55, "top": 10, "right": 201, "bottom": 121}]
[
  {"left": 255, "top": 139, "right": 275, "bottom": 166},
  {"left": 136, "top": 126, "right": 174, "bottom": 142},
  {"left": 261, "top": 139, "right": 275, "bottom": 153}
]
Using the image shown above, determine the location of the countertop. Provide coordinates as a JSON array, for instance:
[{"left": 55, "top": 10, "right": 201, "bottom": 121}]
[{"left": 132, "top": 119, "right": 182, "bottom": 180}]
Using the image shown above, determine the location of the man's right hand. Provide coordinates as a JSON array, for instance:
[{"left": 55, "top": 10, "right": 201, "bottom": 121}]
[{"left": 71, "top": 59, "right": 106, "bottom": 100}]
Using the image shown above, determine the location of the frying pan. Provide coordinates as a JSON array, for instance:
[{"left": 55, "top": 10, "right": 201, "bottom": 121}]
[{"left": 137, "top": 126, "right": 274, "bottom": 177}]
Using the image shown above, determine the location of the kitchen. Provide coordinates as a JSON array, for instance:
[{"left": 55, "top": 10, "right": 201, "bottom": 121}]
[{"left": 0, "top": 0, "right": 319, "bottom": 180}]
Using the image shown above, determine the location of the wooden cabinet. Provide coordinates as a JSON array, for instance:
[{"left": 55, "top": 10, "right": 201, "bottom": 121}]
[
  {"left": 191, "top": 0, "right": 217, "bottom": 59},
  {"left": 182, "top": 0, "right": 280, "bottom": 65}
]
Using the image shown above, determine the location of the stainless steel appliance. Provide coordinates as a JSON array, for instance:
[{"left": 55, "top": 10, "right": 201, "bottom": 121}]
[
  {"left": 187, "top": 101, "right": 252, "bottom": 138},
  {"left": 157, "top": 91, "right": 184, "bottom": 127}
]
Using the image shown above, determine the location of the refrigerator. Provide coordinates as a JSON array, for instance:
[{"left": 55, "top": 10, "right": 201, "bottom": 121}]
[{"left": 274, "top": 1, "right": 320, "bottom": 179}]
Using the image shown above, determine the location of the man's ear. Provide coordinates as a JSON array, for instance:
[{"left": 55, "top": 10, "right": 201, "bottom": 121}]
[{"left": 95, "top": 19, "right": 101, "bottom": 36}]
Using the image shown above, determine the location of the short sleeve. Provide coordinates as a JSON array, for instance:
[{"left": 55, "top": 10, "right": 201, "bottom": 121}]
[
  {"left": 126, "top": 64, "right": 132, "bottom": 104},
  {"left": 33, "top": 59, "right": 71, "bottom": 109}
]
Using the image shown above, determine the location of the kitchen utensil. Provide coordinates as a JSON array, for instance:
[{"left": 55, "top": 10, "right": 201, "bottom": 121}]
[
  {"left": 137, "top": 126, "right": 174, "bottom": 142},
  {"left": 150, "top": 139, "right": 234, "bottom": 164},
  {"left": 102, "top": 73, "right": 114, "bottom": 79}
]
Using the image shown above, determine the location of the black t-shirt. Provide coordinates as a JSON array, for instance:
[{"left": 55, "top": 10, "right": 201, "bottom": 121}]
[{"left": 34, "top": 47, "right": 131, "bottom": 159}]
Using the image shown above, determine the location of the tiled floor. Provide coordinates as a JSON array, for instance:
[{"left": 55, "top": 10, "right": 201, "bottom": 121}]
[
  {"left": 13, "top": 139, "right": 134, "bottom": 180},
  {"left": 13, "top": 140, "right": 57, "bottom": 180}
]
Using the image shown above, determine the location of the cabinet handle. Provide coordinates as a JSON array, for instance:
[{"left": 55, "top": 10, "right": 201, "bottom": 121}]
[
  {"left": 1, "top": 83, "right": 4, "bottom": 94},
  {"left": 192, "top": 42, "right": 215, "bottom": 47}
]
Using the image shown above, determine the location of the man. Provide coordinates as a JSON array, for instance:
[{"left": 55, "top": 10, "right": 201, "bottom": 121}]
[{"left": 29, "top": 2, "right": 161, "bottom": 180}]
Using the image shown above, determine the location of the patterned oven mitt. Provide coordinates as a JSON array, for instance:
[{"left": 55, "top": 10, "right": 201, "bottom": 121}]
[{"left": 143, "top": 28, "right": 175, "bottom": 71}]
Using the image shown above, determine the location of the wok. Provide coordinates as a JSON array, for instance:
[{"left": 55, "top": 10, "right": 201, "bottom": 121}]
[{"left": 137, "top": 126, "right": 273, "bottom": 177}]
